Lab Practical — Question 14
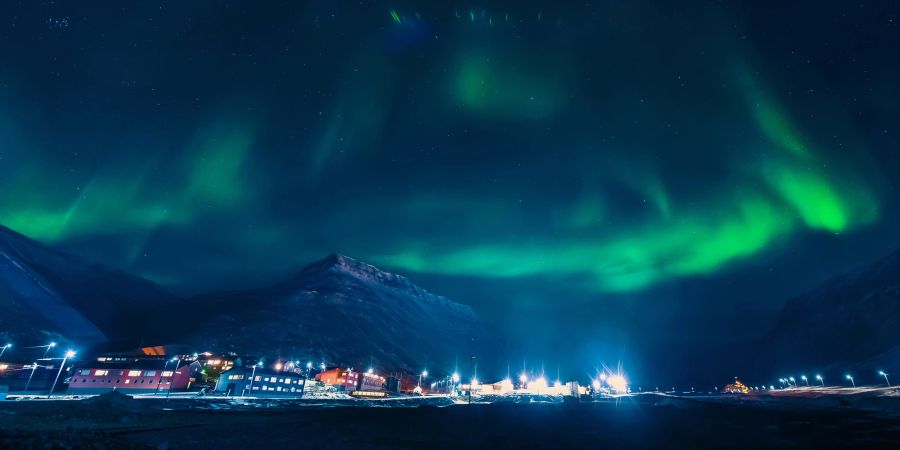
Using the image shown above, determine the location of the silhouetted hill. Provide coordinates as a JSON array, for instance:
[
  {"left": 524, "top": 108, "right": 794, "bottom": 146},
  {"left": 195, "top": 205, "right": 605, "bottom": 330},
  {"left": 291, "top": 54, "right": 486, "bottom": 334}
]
[
  {"left": 763, "top": 248, "right": 900, "bottom": 374},
  {"left": 0, "top": 225, "right": 177, "bottom": 347},
  {"left": 182, "top": 254, "right": 498, "bottom": 372}
]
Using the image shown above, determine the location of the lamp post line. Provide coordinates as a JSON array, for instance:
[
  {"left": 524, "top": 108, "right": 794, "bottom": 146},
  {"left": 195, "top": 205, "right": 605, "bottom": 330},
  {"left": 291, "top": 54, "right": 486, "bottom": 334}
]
[
  {"left": 0, "top": 343, "right": 11, "bottom": 359},
  {"left": 879, "top": 371, "right": 891, "bottom": 387}
]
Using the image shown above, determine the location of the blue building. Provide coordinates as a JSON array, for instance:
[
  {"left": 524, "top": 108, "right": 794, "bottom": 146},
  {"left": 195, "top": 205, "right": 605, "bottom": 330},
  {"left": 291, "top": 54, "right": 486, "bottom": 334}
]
[{"left": 215, "top": 366, "right": 307, "bottom": 397}]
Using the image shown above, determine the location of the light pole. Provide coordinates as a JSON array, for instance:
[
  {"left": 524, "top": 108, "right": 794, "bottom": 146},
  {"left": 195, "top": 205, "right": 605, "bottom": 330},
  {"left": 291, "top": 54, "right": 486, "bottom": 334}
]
[
  {"left": 418, "top": 370, "right": 428, "bottom": 388},
  {"left": 0, "top": 343, "right": 10, "bottom": 359},
  {"left": 846, "top": 374, "right": 855, "bottom": 388},
  {"left": 47, "top": 350, "right": 75, "bottom": 398},
  {"left": 154, "top": 359, "right": 173, "bottom": 396},
  {"left": 879, "top": 371, "right": 891, "bottom": 387},
  {"left": 788, "top": 377, "right": 795, "bottom": 387},
  {"left": 165, "top": 357, "right": 182, "bottom": 398},
  {"left": 23, "top": 361, "right": 39, "bottom": 394},
  {"left": 815, "top": 374, "right": 824, "bottom": 386},
  {"left": 800, "top": 375, "right": 809, "bottom": 386},
  {"left": 42, "top": 342, "right": 57, "bottom": 359},
  {"left": 244, "top": 361, "right": 262, "bottom": 397}
]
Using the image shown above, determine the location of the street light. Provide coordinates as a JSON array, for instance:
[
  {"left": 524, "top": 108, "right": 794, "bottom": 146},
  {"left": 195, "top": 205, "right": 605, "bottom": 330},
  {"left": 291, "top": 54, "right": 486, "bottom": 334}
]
[
  {"left": 800, "top": 375, "right": 809, "bottom": 386},
  {"left": 519, "top": 373, "right": 528, "bottom": 388},
  {"left": 879, "top": 371, "right": 891, "bottom": 387},
  {"left": 245, "top": 361, "right": 263, "bottom": 397},
  {"left": 418, "top": 370, "right": 428, "bottom": 388},
  {"left": 47, "top": 350, "right": 75, "bottom": 398},
  {"left": 788, "top": 376, "right": 795, "bottom": 386},
  {"left": 815, "top": 374, "right": 824, "bottom": 386},
  {"left": 451, "top": 372, "right": 460, "bottom": 383},
  {"left": 23, "top": 361, "right": 40, "bottom": 394},
  {"left": 154, "top": 359, "right": 174, "bottom": 396},
  {"left": 165, "top": 357, "right": 182, "bottom": 398},
  {"left": 846, "top": 374, "right": 855, "bottom": 387},
  {"left": 0, "top": 343, "right": 10, "bottom": 359},
  {"left": 42, "top": 342, "right": 57, "bottom": 359}
]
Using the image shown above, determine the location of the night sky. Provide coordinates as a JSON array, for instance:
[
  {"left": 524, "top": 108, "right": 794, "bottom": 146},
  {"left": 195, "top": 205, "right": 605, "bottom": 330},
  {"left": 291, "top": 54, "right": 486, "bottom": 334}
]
[{"left": 2, "top": 1, "right": 899, "bottom": 379}]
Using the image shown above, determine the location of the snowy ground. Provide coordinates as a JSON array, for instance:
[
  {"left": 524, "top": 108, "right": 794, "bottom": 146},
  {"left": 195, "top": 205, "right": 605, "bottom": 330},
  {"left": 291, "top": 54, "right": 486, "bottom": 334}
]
[{"left": 1, "top": 390, "right": 898, "bottom": 449}]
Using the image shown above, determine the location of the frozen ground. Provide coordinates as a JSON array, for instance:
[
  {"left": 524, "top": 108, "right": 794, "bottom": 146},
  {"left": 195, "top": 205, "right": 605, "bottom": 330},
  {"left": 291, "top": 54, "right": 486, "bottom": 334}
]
[{"left": 1, "top": 390, "right": 898, "bottom": 449}]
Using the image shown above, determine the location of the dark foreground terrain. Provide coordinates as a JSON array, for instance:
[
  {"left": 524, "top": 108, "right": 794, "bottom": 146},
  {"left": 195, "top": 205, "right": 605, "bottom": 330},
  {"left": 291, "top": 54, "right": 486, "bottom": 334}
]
[{"left": 1, "top": 394, "right": 899, "bottom": 449}]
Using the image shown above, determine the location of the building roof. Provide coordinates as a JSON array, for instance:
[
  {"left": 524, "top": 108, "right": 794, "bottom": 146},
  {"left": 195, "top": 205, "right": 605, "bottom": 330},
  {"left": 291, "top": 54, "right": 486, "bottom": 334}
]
[{"left": 74, "top": 359, "right": 200, "bottom": 371}]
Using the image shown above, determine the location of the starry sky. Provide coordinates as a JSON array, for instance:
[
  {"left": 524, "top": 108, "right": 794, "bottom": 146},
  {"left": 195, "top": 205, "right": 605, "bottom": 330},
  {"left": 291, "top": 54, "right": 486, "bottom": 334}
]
[{"left": 2, "top": 1, "right": 899, "bottom": 379}]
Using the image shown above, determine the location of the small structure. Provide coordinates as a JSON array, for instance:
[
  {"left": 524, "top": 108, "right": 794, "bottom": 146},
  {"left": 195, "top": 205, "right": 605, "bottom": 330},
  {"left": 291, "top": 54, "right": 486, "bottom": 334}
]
[
  {"left": 68, "top": 359, "right": 200, "bottom": 395},
  {"left": 215, "top": 367, "right": 306, "bottom": 397},
  {"left": 721, "top": 379, "right": 751, "bottom": 394}
]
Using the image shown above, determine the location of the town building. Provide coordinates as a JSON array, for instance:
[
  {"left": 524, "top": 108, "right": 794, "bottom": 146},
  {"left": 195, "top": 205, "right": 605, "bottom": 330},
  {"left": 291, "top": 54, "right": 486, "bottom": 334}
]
[
  {"left": 215, "top": 366, "right": 307, "bottom": 397},
  {"left": 316, "top": 368, "right": 385, "bottom": 392},
  {"left": 68, "top": 359, "right": 200, "bottom": 395}
]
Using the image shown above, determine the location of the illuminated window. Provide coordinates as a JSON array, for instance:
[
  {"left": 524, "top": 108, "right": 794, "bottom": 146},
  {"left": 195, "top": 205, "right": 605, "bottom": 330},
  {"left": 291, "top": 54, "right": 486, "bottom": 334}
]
[
  {"left": 94, "top": 370, "right": 108, "bottom": 376},
  {"left": 79, "top": 369, "right": 90, "bottom": 375},
  {"left": 125, "top": 380, "right": 130, "bottom": 384},
  {"left": 127, "top": 370, "right": 141, "bottom": 377},
  {"left": 254, "top": 376, "right": 260, "bottom": 381},
  {"left": 145, "top": 370, "right": 156, "bottom": 376},
  {"left": 161, "top": 371, "right": 173, "bottom": 377}
]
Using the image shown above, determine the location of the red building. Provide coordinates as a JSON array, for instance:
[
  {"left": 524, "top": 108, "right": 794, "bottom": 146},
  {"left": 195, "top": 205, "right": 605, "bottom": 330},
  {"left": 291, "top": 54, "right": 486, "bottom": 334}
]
[
  {"left": 68, "top": 359, "right": 200, "bottom": 395},
  {"left": 316, "top": 368, "right": 384, "bottom": 392}
]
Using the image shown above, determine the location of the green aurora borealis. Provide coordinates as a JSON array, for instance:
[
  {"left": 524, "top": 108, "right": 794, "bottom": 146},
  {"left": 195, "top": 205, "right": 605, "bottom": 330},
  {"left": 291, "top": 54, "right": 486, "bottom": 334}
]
[{"left": 1, "top": 1, "right": 897, "bottom": 313}]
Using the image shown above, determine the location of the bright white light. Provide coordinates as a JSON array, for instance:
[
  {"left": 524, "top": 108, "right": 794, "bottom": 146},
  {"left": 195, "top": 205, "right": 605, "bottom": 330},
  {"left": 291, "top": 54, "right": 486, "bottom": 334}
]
[
  {"left": 367, "top": 368, "right": 374, "bottom": 374},
  {"left": 471, "top": 378, "right": 479, "bottom": 385},
  {"left": 533, "top": 377, "right": 548, "bottom": 390},
  {"left": 800, "top": 375, "right": 807, "bottom": 380},
  {"left": 451, "top": 372, "right": 460, "bottom": 383},
  {"left": 64, "top": 350, "right": 76, "bottom": 358},
  {"left": 306, "top": 361, "right": 313, "bottom": 368},
  {"left": 607, "top": 375, "right": 627, "bottom": 392},
  {"left": 519, "top": 373, "right": 528, "bottom": 383},
  {"left": 275, "top": 363, "right": 283, "bottom": 371},
  {"left": 422, "top": 370, "right": 428, "bottom": 377},
  {"left": 592, "top": 379, "right": 601, "bottom": 389},
  {"left": 599, "top": 373, "right": 607, "bottom": 381},
  {"left": 49, "top": 342, "right": 57, "bottom": 348},
  {"left": 501, "top": 378, "right": 513, "bottom": 389},
  {"left": 815, "top": 375, "right": 822, "bottom": 380},
  {"left": 554, "top": 380, "right": 562, "bottom": 388},
  {"left": 846, "top": 374, "right": 852, "bottom": 379},
  {"left": 879, "top": 371, "right": 886, "bottom": 376}
]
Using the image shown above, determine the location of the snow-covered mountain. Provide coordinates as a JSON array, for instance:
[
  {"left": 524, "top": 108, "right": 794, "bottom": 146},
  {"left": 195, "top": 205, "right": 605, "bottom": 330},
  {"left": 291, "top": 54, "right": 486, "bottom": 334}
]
[
  {"left": 764, "top": 248, "right": 900, "bottom": 373},
  {"left": 182, "top": 254, "right": 498, "bottom": 372},
  {"left": 0, "top": 225, "right": 177, "bottom": 348}
]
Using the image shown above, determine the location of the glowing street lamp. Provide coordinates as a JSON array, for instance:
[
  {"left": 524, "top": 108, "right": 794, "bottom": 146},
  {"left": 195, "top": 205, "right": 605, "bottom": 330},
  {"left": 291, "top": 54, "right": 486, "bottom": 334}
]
[
  {"left": 879, "top": 371, "right": 890, "bottom": 387},
  {"left": 367, "top": 368, "right": 374, "bottom": 375},
  {"left": 47, "top": 350, "right": 75, "bottom": 398},
  {"left": 451, "top": 372, "right": 460, "bottom": 383},
  {"left": 815, "top": 374, "right": 824, "bottom": 386},
  {"left": 519, "top": 373, "right": 528, "bottom": 388},
  {"left": 166, "top": 357, "right": 182, "bottom": 398},
  {"left": 788, "top": 376, "right": 795, "bottom": 386},
  {"left": 23, "top": 361, "right": 40, "bottom": 394},
  {"left": 800, "top": 375, "right": 809, "bottom": 386},
  {"left": 845, "top": 374, "right": 855, "bottom": 388},
  {"left": 42, "top": 342, "right": 57, "bottom": 359},
  {"left": 0, "top": 343, "right": 10, "bottom": 359},
  {"left": 244, "top": 361, "right": 263, "bottom": 397},
  {"left": 418, "top": 370, "right": 428, "bottom": 388}
]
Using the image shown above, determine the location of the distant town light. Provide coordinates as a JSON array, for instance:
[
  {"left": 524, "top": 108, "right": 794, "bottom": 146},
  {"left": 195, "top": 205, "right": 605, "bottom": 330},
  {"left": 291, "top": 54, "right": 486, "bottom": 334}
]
[
  {"left": 519, "top": 373, "right": 528, "bottom": 383},
  {"left": 451, "top": 372, "right": 460, "bottom": 383},
  {"left": 608, "top": 375, "right": 627, "bottom": 392},
  {"left": 65, "top": 350, "right": 76, "bottom": 358},
  {"left": 599, "top": 373, "right": 607, "bottom": 381}
]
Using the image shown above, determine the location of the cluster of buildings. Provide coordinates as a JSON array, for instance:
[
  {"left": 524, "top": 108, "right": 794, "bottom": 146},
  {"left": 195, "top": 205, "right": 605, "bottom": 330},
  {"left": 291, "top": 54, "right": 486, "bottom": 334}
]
[{"left": 0, "top": 345, "right": 397, "bottom": 398}]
